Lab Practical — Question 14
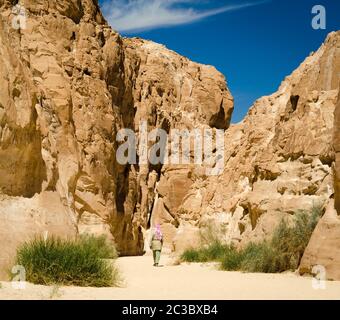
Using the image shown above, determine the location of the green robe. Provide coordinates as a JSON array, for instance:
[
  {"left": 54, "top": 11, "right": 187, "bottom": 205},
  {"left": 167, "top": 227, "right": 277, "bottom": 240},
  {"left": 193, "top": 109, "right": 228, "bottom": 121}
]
[{"left": 150, "top": 233, "right": 163, "bottom": 251}]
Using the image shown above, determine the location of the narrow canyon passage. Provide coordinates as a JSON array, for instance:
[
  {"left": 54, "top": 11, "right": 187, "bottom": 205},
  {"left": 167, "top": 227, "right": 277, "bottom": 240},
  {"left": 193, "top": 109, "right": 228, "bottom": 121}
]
[
  {"left": 1, "top": 255, "right": 340, "bottom": 300},
  {"left": 0, "top": 0, "right": 339, "bottom": 296}
]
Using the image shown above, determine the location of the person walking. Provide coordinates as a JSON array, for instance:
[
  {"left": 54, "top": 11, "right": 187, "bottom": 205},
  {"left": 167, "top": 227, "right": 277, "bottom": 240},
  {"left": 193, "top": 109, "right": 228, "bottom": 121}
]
[{"left": 150, "top": 224, "right": 163, "bottom": 267}]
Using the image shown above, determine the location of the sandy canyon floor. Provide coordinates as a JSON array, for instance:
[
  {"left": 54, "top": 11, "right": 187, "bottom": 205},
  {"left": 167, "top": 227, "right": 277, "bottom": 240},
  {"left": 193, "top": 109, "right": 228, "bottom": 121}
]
[{"left": 1, "top": 255, "right": 340, "bottom": 300}]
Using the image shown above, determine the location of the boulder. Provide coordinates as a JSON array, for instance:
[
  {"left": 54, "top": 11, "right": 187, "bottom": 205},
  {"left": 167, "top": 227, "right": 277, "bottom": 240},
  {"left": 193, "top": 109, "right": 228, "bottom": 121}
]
[{"left": 299, "top": 200, "right": 340, "bottom": 280}]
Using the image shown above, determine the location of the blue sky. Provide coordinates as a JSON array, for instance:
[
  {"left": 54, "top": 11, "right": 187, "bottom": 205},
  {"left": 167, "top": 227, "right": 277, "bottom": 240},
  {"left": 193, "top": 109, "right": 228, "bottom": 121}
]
[{"left": 99, "top": 0, "right": 340, "bottom": 123}]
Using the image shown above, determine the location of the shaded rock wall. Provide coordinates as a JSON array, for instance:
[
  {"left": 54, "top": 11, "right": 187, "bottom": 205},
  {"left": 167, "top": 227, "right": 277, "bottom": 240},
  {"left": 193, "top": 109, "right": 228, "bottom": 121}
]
[
  {"left": 299, "top": 199, "right": 340, "bottom": 280},
  {"left": 1, "top": 0, "right": 339, "bottom": 281},
  {"left": 334, "top": 89, "right": 340, "bottom": 213},
  {"left": 299, "top": 78, "right": 340, "bottom": 281},
  {"left": 174, "top": 32, "right": 340, "bottom": 252},
  {"left": 0, "top": 192, "right": 76, "bottom": 279},
  {"left": 0, "top": 0, "right": 232, "bottom": 276}
]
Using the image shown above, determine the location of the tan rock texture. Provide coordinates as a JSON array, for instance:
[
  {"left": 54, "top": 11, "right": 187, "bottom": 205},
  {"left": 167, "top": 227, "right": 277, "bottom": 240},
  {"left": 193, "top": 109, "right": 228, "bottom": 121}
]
[
  {"left": 0, "top": 0, "right": 232, "bottom": 276},
  {"left": 0, "top": 0, "right": 339, "bottom": 281},
  {"left": 299, "top": 68, "right": 340, "bottom": 281},
  {"left": 0, "top": 192, "right": 76, "bottom": 279},
  {"left": 299, "top": 199, "right": 340, "bottom": 280},
  {"left": 174, "top": 32, "right": 340, "bottom": 252},
  {"left": 334, "top": 88, "right": 340, "bottom": 213}
]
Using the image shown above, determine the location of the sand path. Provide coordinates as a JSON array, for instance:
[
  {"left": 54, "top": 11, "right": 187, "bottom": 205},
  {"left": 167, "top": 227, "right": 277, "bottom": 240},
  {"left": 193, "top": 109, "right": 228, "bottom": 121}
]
[{"left": 1, "top": 254, "right": 340, "bottom": 300}]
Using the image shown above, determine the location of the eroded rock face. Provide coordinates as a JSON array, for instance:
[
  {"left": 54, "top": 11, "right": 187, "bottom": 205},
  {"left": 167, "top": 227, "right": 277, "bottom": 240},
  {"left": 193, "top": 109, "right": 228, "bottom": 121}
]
[
  {"left": 0, "top": 192, "right": 76, "bottom": 279},
  {"left": 302, "top": 77, "right": 340, "bottom": 280},
  {"left": 116, "top": 38, "right": 233, "bottom": 249},
  {"left": 334, "top": 90, "right": 340, "bottom": 213},
  {"left": 0, "top": 0, "right": 232, "bottom": 275},
  {"left": 174, "top": 32, "right": 340, "bottom": 252},
  {"left": 299, "top": 199, "right": 340, "bottom": 280},
  {"left": 1, "top": 0, "right": 339, "bottom": 281}
]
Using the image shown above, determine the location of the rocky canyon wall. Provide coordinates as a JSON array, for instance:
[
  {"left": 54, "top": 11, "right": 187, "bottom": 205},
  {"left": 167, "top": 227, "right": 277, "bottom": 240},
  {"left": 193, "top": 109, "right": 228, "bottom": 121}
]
[
  {"left": 0, "top": 0, "right": 339, "bottom": 281},
  {"left": 172, "top": 32, "right": 340, "bottom": 257},
  {"left": 299, "top": 74, "right": 340, "bottom": 281},
  {"left": 334, "top": 90, "right": 340, "bottom": 213},
  {"left": 0, "top": 0, "right": 232, "bottom": 277}
]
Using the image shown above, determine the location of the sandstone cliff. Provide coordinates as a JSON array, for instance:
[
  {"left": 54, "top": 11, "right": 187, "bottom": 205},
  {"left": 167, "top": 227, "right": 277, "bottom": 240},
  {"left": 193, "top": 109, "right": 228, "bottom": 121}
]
[
  {"left": 172, "top": 32, "right": 340, "bottom": 262},
  {"left": 299, "top": 80, "right": 340, "bottom": 280},
  {"left": 0, "top": 0, "right": 232, "bottom": 277},
  {"left": 0, "top": 0, "right": 339, "bottom": 281},
  {"left": 334, "top": 90, "right": 340, "bottom": 212}
]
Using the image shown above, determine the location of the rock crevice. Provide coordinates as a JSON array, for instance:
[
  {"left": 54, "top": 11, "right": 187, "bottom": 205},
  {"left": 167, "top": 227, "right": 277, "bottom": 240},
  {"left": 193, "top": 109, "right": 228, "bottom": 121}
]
[
  {"left": 0, "top": 0, "right": 339, "bottom": 281},
  {"left": 0, "top": 0, "right": 233, "bottom": 277}
]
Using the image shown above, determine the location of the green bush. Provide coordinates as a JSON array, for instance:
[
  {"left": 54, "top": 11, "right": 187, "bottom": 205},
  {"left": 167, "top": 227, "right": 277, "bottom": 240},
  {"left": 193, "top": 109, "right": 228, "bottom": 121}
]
[
  {"left": 238, "top": 242, "right": 277, "bottom": 273},
  {"left": 201, "top": 241, "right": 228, "bottom": 261},
  {"left": 180, "top": 241, "right": 230, "bottom": 263},
  {"left": 15, "top": 235, "right": 119, "bottom": 287},
  {"left": 222, "top": 207, "right": 323, "bottom": 272},
  {"left": 220, "top": 245, "right": 243, "bottom": 271},
  {"left": 79, "top": 234, "right": 118, "bottom": 259},
  {"left": 181, "top": 248, "right": 202, "bottom": 262},
  {"left": 265, "top": 206, "right": 322, "bottom": 272},
  {"left": 182, "top": 206, "right": 323, "bottom": 274}
]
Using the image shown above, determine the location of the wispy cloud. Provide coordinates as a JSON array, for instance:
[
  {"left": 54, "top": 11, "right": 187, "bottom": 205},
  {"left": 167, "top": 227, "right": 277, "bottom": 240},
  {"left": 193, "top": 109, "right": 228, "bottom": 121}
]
[{"left": 101, "top": 0, "right": 266, "bottom": 33}]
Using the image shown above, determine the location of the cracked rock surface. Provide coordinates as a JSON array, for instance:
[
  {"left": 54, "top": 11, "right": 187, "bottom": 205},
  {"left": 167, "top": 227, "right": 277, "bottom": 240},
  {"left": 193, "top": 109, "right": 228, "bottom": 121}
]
[
  {"left": 0, "top": 0, "right": 233, "bottom": 278},
  {"left": 0, "top": 0, "right": 339, "bottom": 280}
]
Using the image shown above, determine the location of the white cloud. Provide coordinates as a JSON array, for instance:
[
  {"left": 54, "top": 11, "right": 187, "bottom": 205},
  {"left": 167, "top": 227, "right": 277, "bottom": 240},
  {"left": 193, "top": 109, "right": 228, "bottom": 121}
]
[{"left": 102, "top": 0, "right": 265, "bottom": 33}]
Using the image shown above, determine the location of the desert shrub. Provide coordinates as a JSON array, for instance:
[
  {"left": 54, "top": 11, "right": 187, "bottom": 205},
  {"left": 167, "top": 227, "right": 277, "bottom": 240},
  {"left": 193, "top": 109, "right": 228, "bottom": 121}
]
[
  {"left": 79, "top": 234, "right": 118, "bottom": 259},
  {"left": 219, "top": 245, "right": 243, "bottom": 270},
  {"left": 220, "top": 242, "right": 275, "bottom": 272},
  {"left": 222, "top": 207, "right": 323, "bottom": 273},
  {"left": 14, "top": 235, "right": 119, "bottom": 287},
  {"left": 238, "top": 242, "right": 277, "bottom": 273},
  {"left": 201, "top": 241, "right": 228, "bottom": 261},
  {"left": 181, "top": 240, "right": 231, "bottom": 263},
  {"left": 181, "top": 248, "right": 202, "bottom": 262},
  {"left": 266, "top": 206, "right": 323, "bottom": 272},
  {"left": 183, "top": 206, "right": 323, "bottom": 273}
]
